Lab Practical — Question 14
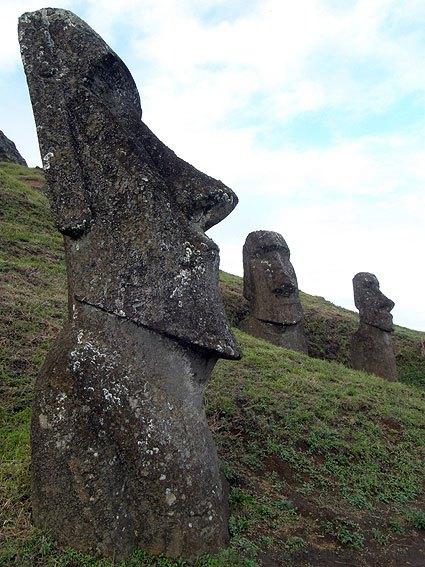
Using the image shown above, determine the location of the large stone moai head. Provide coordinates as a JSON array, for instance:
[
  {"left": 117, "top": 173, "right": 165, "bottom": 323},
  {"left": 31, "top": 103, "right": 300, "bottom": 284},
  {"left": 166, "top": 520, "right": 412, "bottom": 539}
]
[
  {"left": 353, "top": 272, "right": 395, "bottom": 332},
  {"left": 351, "top": 272, "right": 397, "bottom": 380},
  {"left": 19, "top": 7, "right": 239, "bottom": 360},
  {"left": 19, "top": 8, "right": 239, "bottom": 561},
  {"left": 243, "top": 231, "right": 302, "bottom": 324},
  {"left": 241, "top": 231, "right": 307, "bottom": 352}
]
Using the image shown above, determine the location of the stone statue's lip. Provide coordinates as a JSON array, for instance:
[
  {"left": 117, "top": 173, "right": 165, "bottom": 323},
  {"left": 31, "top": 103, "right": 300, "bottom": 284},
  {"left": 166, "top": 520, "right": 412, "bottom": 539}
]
[
  {"left": 272, "top": 287, "right": 297, "bottom": 297},
  {"left": 258, "top": 317, "right": 302, "bottom": 326},
  {"left": 368, "top": 324, "right": 394, "bottom": 332}
]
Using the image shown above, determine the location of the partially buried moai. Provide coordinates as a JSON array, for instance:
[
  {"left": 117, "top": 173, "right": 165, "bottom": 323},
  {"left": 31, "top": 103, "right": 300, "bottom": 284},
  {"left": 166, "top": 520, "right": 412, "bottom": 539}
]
[
  {"left": 350, "top": 272, "right": 397, "bottom": 381},
  {"left": 19, "top": 8, "right": 240, "bottom": 561},
  {"left": 240, "top": 231, "right": 308, "bottom": 353}
]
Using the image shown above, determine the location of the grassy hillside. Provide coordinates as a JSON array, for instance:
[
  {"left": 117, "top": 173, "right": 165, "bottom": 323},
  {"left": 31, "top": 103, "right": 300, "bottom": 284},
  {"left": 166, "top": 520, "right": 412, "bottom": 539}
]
[
  {"left": 1, "top": 162, "right": 424, "bottom": 566},
  {"left": 220, "top": 273, "right": 425, "bottom": 388}
]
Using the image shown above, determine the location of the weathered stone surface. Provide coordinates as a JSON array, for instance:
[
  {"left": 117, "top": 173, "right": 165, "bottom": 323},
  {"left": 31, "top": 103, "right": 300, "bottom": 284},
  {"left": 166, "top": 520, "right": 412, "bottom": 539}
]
[
  {"left": 19, "top": 7, "right": 239, "bottom": 560},
  {"left": 240, "top": 231, "right": 307, "bottom": 352},
  {"left": 0, "top": 130, "right": 27, "bottom": 165},
  {"left": 353, "top": 272, "right": 394, "bottom": 332},
  {"left": 32, "top": 306, "right": 230, "bottom": 558},
  {"left": 350, "top": 272, "right": 397, "bottom": 381},
  {"left": 350, "top": 323, "right": 397, "bottom": 381}
]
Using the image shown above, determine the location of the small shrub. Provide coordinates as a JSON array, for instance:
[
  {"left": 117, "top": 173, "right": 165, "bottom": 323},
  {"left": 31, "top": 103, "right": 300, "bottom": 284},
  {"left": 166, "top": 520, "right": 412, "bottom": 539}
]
[
  {"left": 285, "top": 536, "right": 306, "bottom": 553},
  {"left": 406, "top": 508, "right": 425, "bottom": 530},
  {"left": 327, "top": 520, "right": 365, "bottom": 550}
]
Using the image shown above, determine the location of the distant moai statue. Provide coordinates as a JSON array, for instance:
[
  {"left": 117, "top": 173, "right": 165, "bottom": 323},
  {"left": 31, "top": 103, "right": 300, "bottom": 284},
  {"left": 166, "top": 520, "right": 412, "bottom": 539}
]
[
  {"left": 19, "top": 8, "right": 240, "bottom": 561},
  {"left": 240, "top": 231, "right": 308, "bottom": 353},
  {"left": 350, "top": 272, "right": 397, "bottom": 381}
]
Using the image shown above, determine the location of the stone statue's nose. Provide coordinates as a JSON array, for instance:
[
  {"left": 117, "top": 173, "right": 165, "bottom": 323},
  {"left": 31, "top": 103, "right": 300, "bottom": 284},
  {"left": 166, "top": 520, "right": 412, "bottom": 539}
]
[
  {"left": 138, "top": 122, "right": 238, "bottom": 232},
  {"left": 273, "top": 282, "right": 296, "bottom": 297},
  {"left": 272, "top": 265, "right": 296, "bottom": 294},
  {"left": 381, "top": 294, "right": 395, "bottom": 312},
  {"left": 191, "top": 182, "right": 238, "bottom": 231}
]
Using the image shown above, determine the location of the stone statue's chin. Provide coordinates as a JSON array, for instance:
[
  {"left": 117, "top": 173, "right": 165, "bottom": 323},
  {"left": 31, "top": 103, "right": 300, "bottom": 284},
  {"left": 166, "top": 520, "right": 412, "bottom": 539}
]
[
  {"left": 360, "top": 309, "right": 394, "bottom": 333},
  {"left": 67, "top": 232, "right": 238, "bottom": 360}
]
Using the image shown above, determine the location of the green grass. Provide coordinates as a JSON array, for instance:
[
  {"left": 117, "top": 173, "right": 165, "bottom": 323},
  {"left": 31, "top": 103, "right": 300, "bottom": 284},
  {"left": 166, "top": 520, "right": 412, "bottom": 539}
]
[
  {"left": 210, "top": 333, "right": 424, "bottom": 543},
  {"left": 220, "top": 273, "right": 425, "bottom": 388},
  {"left": 1, "top": 163, "right": 424, "bottom": 565}
]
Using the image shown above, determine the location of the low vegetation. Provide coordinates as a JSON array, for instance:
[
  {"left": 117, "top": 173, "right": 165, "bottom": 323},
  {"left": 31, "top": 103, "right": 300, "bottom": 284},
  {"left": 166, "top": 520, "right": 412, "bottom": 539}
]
[
  {"left": 220, "top": 272, "right": 425, "bottom": 387},
  {"left": 1, "top": 162, "right": 424, "bottom": 565}
]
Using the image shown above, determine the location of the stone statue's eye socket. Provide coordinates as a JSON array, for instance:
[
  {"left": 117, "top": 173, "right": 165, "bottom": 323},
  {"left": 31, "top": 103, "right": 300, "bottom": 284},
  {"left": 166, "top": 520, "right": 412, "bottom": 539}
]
[
  {"left": 84, "top": 52, "right": 141, "bottom": 128},
  {"left": 261, "top": 245, "right": 288, "bottom": 255}
]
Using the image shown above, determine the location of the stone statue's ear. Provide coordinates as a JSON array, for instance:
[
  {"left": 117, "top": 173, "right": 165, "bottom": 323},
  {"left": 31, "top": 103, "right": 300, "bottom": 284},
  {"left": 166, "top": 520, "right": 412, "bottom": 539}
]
[
  {"left": 19, "top": 12, "right": 92, "bottom": 239},
  {"left": 243, "top": 280, "right": 253, "bottom": 302},
  {"left": 41, "top": 110, "right": 92, "bottom": 238},
  {"left": 243, "top": 251, "right": 254, "bottom": 301},
  {"left": 34, "top": 71, "right": 91, "bottom": 239}
]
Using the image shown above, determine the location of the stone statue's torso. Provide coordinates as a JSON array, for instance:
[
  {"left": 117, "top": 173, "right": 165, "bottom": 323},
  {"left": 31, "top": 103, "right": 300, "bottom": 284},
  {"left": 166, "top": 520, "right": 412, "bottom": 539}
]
[{"left": 32, "top": 303, "right": 229, "bottom": 558}]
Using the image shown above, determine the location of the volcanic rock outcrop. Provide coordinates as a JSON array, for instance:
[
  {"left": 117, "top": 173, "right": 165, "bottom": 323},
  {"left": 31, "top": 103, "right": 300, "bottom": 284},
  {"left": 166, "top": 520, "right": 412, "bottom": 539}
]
[
  {"left": 0, "top": 130, "right": 27, "bottom": 165},
  {"left": 240, "top": 231, "right": 308, "bottom": 353},
  {"left": 19, "top": 8, "right": 239, "bottom": 560},
  {"left": 350, "top": 272, "right": 397, "bottom": 381}
]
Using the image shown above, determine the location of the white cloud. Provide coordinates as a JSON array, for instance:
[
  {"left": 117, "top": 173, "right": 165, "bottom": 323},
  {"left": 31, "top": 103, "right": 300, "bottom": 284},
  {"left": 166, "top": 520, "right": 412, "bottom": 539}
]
[
  {"left": 211, "top": 130, "right": 425, "bottom": 330},
  {"left": 127, "top": 0, "right": 425, "bottom": 124},
  {"left": 267, "top": 197, "right": 425, "bottom": 330}
]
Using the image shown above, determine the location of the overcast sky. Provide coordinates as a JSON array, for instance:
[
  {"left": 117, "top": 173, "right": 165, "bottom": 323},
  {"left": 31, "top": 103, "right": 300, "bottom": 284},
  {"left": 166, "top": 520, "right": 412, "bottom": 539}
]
[{"left": 1, "top": 0, "right": 424, "bottom": 330}]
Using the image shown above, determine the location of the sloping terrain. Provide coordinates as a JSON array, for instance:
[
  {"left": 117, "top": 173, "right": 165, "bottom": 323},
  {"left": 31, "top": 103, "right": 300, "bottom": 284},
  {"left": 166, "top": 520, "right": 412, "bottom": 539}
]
[
  {"left": 220, "top": 273, "right": 425, "bottom": 387},
  {"left": 1, "top": 162, "right": 424, "bottom": 566}
]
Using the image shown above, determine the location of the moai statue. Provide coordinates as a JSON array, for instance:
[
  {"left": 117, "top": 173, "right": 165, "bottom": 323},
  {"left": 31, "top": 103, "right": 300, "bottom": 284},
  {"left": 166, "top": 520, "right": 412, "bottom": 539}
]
[
  {"left": 350, "top": 272, "right": 397, "bottom": 381},
  {"left": 240, "top": 231, "right": 308, "bottom": 353},
  {"left": 19, "top": 8, "right": 240, "bottom": 561}
]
